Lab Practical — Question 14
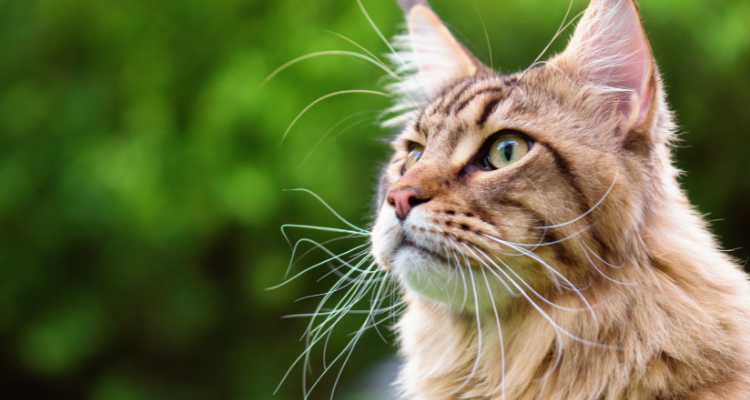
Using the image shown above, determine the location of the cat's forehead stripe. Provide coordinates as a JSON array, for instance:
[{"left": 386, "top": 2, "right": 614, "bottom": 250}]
[
  {"left": 422, "top": 80, "right": 512, "bottom": 127},
  {"left": 454, "top": 87, "right": 507, "bottom": 116},
  {"left": 429, "top": 78, "right": 508, "bottom": 117},
  {"left": 437, "top": 79, "right": 477, "bottom": 114},
  {"left": 410, "top": 80, "right": 516, "bottom": 163},
  {"left": 477, "top": 96, "right": 503, "bottom": 127}
]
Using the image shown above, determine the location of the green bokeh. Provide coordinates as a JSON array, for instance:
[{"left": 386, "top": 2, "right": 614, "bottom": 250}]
[{"left": 0, "top": 0, "right": 748, "bottom": 398}]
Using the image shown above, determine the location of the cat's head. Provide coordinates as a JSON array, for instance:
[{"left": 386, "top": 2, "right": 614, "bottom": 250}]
[{"left": 372, "top": 0, "right": 674, "bottom": 311}]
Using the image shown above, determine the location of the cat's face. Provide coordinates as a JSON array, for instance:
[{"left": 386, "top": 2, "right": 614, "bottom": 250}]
[{"left": 372, "top": 0, "right": 664, "bottom": 312}]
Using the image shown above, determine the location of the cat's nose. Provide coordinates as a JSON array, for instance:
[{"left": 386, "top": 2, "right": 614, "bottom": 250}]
[{"left": 387, "top": 188, "right": 431, "bottom": 220}]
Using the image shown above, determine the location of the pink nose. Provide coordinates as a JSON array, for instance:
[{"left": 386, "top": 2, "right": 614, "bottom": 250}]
[{"left": 387, "top": 188, "right": 430, "bottom": 220}]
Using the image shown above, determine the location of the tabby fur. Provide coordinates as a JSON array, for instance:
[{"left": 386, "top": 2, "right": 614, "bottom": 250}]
[{"left": 370, "top": 0, "right": 750, "bottom": 399}]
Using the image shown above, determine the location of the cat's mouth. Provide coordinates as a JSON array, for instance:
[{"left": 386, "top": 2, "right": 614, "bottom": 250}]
[
  {"left": 400, "top": 239, "right": 449, "bottom": 263},
  {"left": 398, "top": 238, "right": 484, "bottom": 269}
]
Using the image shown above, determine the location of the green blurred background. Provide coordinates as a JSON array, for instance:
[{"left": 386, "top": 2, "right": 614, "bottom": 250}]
[{"left": 0, "top": 0, "right": 748, "bottom": 399}]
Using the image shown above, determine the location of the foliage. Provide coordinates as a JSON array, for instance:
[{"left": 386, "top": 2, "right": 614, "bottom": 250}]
[{"left": 0, "top": 0, "right": 748, "bottom": 398}]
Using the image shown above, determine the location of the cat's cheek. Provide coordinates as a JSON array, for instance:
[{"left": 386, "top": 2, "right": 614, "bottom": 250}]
[{"left": 371, "top": 211, "right": 403, "bottom": 270}]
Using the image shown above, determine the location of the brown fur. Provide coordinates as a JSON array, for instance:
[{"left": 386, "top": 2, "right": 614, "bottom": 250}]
[{"left": 371, "top": 0, "right": 750, "bottom": 399}]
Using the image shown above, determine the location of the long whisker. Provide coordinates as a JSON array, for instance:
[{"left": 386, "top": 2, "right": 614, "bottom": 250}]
[
  {"left": 306, "top": 269, "right": 379, "bottom": 363},
  {"left": 507, "top": 268, "right": 588, "bottom": 311},
  {"left": 306, "top": 265, "right": 375, "bottom": 336},
  {"left": 482, "top": 235, "right": 597, "bottom": 322},
  {"left": 284, "top": 234, "right": 367, "bottom": 278},
  {"left": 310, "top": 274, "right": 378, "bottom": 389},
  {"left": 281, "top": 225, "right": 368, "bottom": 242},
  {"left": 455, "top": 261, "right": 483, "bottom": 394},
  {"left": 581, "top": 240, "right": 624, "bottom": 269},
  {"left": 529, "top": 166, "right": 619, "bottom": 230},
  {"left": 448, "top": 237, "right": 518, "bottom": 296},
  {"left": 480, "top": 268, "right": 506, "bottom": 400},
  {"left": 445, "top": 245, "right": 463, "bottom": 304},
  {"left": 319, "top": 259, "right": 389, "bottom": 285},
  {"left": 263, "top": 51, "right": 399, "bottom": 85},
  {"left": 282, "top": 189, "right": 372, "bottom": 233},
  {"left": 324, "top": 30, "right": 396, "bottom": 76},
  {"left": 522, "top": 174, "right": 552, "bottom": 252},
  {"left": 474, "top": 6, "right": 493, "bottom": 70},
  {"left": 305, "top": 259, "right": 377, "bottom": 334},
  {"left": 283, "top": 303, "right": 402, "bottom": 318},
  {"left": 581, "top": 244, "right": 636, "bottom": 286},
  {"left": 294, "top": 269, "right": 374, "bottom": 303},
  {"left": 456, "top": 250, "right": 470, "bottom": 310},
  {"left": 519, "top": 0, "right": 584, "bottom": 80},
  {"left": 356, "top": 0, "right": 404, "bottom": 67},
  {"left": 481, "top": 166, "right": 618, "bottom": 236},
  {"left": 313, "top": 273, "right": 390, "bottom": 400},
  {"left": 298, "top": 111, "right": 379, "bottom": 168},
  {"left": 317, "top": 251, "right": 376, "bottom": 281},
  {"left": 469, "top": 245, "right": 610, "bottom": 349},
  {"left": 469, "top": 253, "right": 565, "bottom": 382},
  {"left": 278, "top": 263, "right": 375, "bottom": 395},
  {"left": 474, "top": 246, "right": 588, "bottom": 313},
  {"left": 281, "top": 90, "right": 390, "bottom": 145},
  {"left": 532, "top": 331, "right": 564, "bottom": 382},
  {"left": 366, "top": 273, "right": 392, "bottom": 344},
  {"left": 269, "top": 241, "right": 370, "bottom": 290}
]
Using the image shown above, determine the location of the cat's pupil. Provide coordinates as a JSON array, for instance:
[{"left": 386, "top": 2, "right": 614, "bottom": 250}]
[
  {"left": 486, "top": 134, "right": 530, "bottom": 170},
  {"left": 503, "top": 141, "right": 515, "bottom": 162}
]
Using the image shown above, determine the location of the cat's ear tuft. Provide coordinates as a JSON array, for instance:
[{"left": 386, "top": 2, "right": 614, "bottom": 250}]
[
  {"left": 385, "top": 2, "right": 482, "bottom": 125},
  {"left": 397, "top": 0, "right": 429, "bottom": 12},
  {"left": 559, "top": 0, "right": 656, "bottom": 129},
  {"left": 402, "top": 4, "right": 479, "bottom": 96}
]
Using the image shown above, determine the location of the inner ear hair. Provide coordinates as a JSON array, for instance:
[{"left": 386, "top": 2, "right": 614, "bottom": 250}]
[
  {"left": 398, "top": 0, "right": 429, "bottom": 12},
  {"left": 623, "top": 74, "right": 657, "bottom": 157},
  {"left": 557, "top": 0, "right": 656, "bottom": 132}
]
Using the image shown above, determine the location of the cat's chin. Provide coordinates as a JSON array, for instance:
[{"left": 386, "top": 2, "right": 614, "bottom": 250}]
[{"left": 392, "top": 244, "right": 515, "bottom": 313}]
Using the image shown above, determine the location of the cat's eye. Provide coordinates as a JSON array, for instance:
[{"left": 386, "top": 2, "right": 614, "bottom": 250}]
[
  {"left": 403, "top": 144, "right": 425, "bottom": 173},
  {"left": 485, "top": 133, "right": 531, "bottom": 170}
]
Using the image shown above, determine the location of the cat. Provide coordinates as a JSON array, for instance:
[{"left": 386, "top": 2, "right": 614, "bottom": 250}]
[{"left": 363, "top": 0, "right": 750, "bottom": 399}]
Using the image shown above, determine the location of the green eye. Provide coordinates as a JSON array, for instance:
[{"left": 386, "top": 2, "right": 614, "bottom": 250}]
[
  {"left": 403, "top": 144, "right": 424, "bottom": 173},
  {"left": 487, "top": 134, "right": 530, "bottom": 169}
]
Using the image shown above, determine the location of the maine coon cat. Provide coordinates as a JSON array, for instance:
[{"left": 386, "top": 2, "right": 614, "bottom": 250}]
[{"left": 284, "top": 0, "right": 750, "bottom": 398}]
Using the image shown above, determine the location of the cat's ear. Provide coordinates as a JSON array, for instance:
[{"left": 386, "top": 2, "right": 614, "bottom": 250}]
[
  {"left": 558, "top": 0, "right": 656, "bottom": 129},
  {"left": 391, "top": 1, "right": 481, "bottom": 100}
]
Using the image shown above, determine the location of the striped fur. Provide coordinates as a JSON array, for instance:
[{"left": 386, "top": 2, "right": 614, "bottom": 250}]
[{"left": 371, "top": 0, "right": 750, "bottom": 399}]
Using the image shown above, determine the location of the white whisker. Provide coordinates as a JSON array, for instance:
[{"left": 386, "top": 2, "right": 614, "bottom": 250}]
[
  {"left": 468, "top": 245, "right": 611, "bottom": 350},
  {"left": 281, "top": 90, "right": 390, "bottom": 145},
  {"left": 324, "top": 30, "right": 396, "bottom": 76},
  {"left": 581, "top": 244, "right": 635, "bottom": 286},
  {"left": 474, "top": 6, "right": 493, "bottom": 70},
  {"left": 279, "top": 265, "right": 375, "bottom": 395},
  {"left": 264, "top": 50, "right": 399, "bottom": 85},
  {"left": 357, "top": 0, "right": 404, "bottom": 67},
  {"left": 473, "top": 246, "right": 587, "bottom": 312},
  {"left": 455, "top": 262, "right": 483, "bottom": 394},
  {"left": 270, "top": 241, "right": 371, "bottom": 290},
  {"left": 480, "top": 268, "right": 505, "bottom": 400},
  {"left": 299, "top": 111, "right": 379, "bottom": 168},
  {"left": 518, "top": 1, "right": 584, "bottom": 81},
  {"left": 582, "top": 240, "right": 624, "bottom": 269},
  {"left": 482, "top": 234, "right": 598, "bottom": 323},
  {"left": 530, "top": 166, "right": 619, "bottom": 230},
  {"left": 282, "top": 189, "right": 372, "bottom": 233}
]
